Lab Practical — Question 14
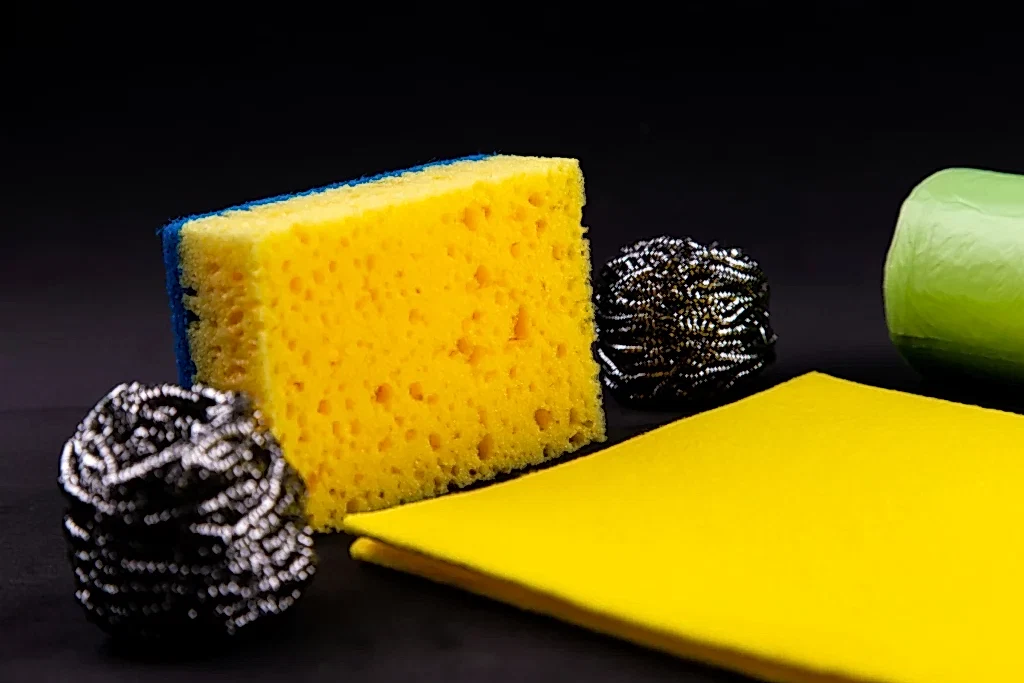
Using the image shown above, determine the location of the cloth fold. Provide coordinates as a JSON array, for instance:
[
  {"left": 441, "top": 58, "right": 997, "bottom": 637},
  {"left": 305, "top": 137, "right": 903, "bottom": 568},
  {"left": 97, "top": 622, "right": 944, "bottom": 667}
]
[{"left": 345, "top": 373, "right": 1024, "bottom": 683}]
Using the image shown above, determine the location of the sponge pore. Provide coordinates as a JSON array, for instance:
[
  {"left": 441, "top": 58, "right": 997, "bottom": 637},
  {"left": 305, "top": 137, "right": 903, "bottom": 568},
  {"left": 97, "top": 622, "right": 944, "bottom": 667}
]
[{"left": 161, "top": 155, "right": 607, "bottom": 531}]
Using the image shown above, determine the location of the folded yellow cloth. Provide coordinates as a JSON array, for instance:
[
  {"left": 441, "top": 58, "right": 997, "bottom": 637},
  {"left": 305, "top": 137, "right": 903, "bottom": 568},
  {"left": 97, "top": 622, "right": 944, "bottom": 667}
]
[{"left": 344, "top": 372, "right": 1024, "bottom": 683}]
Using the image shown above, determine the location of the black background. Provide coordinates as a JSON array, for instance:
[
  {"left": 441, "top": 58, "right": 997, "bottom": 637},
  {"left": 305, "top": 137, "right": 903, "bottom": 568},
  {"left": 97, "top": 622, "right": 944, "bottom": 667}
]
[{"left": 5, "top": 15, "right": 1024, "bottom": 682}]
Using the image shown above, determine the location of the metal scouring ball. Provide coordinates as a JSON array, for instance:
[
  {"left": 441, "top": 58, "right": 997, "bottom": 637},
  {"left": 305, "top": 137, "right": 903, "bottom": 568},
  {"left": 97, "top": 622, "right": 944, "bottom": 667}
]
[
  {"left": 58, "top": 382, "right": 317, "bottom": 640},
  {"left": 593, "top": 235, "right": 777, "bottom": 409}
]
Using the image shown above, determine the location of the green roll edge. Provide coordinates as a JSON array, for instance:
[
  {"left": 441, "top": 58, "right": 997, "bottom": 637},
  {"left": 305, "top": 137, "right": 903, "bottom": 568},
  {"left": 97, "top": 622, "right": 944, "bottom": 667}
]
[{"left": 883, "top": 166, "right": 1024, "bottom": 384}]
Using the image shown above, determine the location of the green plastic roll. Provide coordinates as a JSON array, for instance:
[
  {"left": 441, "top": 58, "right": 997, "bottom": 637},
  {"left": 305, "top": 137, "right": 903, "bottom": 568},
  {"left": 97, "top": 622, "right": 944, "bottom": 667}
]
[{"left": 884, "top": 167, "right": 1024, "bottom": 382}]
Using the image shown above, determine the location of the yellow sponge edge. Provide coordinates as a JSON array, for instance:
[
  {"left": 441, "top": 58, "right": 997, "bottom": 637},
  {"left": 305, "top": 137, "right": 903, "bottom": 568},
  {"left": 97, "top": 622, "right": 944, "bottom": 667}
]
[{"left": 177, "top": 155, "right": 607, "bottom": 531}]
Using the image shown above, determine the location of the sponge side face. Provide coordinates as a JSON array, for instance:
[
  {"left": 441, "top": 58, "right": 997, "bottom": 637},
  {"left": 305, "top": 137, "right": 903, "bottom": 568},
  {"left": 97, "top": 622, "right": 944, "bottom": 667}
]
[
  {"left": 161, "top": 220, "right": 198, "bottom": 384},
  {"left": 170, "top": 155, "right": 607, "bottom": 530}
]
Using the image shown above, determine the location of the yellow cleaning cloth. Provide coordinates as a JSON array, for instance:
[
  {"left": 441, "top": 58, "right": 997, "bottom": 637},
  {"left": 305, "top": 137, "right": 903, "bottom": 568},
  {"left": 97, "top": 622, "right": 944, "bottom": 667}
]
[{"left": 344, "top": 372, "right": 1024, "bottom": 683}]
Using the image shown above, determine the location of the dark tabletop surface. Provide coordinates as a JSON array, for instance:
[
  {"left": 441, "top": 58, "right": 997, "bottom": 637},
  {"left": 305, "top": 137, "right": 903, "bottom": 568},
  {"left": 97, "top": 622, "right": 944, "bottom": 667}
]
[{"left": 5, "top": 29, "right": 1024, "bottom": 682}]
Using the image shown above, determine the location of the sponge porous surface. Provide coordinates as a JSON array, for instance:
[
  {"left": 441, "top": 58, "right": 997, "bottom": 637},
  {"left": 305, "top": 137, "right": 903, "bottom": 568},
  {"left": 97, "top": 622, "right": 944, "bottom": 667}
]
[{"left": 165, "top": 155, "right": 607, "bottom": 530}]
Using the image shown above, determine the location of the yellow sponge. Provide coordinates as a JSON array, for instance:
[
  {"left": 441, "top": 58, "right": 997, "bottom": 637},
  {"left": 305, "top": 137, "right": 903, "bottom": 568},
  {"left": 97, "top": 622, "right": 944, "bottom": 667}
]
[{"left": 161, "top": 155, "right": 607, "bottom": 531}]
